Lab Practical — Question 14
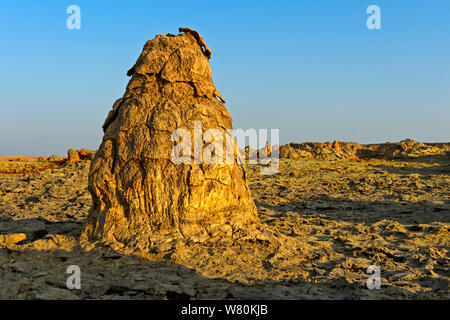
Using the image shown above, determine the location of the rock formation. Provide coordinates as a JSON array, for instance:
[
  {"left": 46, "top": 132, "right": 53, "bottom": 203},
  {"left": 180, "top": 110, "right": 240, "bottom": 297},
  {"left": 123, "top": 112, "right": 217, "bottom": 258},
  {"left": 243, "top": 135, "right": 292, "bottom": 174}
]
[
  {"left": 67, "top": 149, "right": 80, "bottom": 163},
  {"left": 332, "top": 140, "right": 340, "bottom": 151},
  {"left": 278, "top": 139, "right": 449, "bottom": 161},
  {"left": 67, "top": 149, "right": 96, "bottom": 163},
  {"left": 82, "top": 28, "right": 258, "bottom": 250},
  {"left": 48, "top": 155, "right": 62, "bottom": 162},
  {"left": 0, "top": 233, "right": 26, "bottom": 246},
  {"left": 366, "top": 139, "right": 444, "bottom": 159}
]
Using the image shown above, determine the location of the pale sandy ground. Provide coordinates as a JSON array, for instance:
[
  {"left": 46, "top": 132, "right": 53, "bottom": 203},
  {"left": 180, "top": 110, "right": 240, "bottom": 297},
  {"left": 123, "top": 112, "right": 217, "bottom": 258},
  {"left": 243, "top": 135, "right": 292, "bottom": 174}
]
[{"left": 0, "top": 154, "right": 448, "bottom": 299}]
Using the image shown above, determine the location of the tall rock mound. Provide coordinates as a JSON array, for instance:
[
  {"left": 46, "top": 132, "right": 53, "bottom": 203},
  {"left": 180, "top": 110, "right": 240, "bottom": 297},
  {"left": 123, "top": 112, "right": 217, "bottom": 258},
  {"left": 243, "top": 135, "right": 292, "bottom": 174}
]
[{"left": 82, "top": 28, "right": 258, "bottom": 250}]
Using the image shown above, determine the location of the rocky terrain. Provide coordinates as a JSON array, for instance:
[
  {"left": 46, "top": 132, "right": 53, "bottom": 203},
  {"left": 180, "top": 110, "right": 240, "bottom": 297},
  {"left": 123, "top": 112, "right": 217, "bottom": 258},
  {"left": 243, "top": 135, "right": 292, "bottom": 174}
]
[
  {"left": 0, "top": 140, "right": 448, "bottom": 299},
  {"left": 278, "top": 139, "right": 450, "bottom": 161}
]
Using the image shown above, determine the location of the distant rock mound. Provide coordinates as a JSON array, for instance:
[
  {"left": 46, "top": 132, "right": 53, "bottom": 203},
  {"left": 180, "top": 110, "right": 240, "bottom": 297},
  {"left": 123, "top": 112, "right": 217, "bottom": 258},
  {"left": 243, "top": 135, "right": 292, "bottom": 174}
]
[
  {"left": 278, "top": 139, "right": 449, "bottom": 161},
  {"left": 279, "top": 141, "right": 361, "bottom": 160},
  {"left": 82, "top": 28, "right": 258, "bottom": 251},
  {"left": 358, "top": 139, "right": 448, "bottom": 159}
]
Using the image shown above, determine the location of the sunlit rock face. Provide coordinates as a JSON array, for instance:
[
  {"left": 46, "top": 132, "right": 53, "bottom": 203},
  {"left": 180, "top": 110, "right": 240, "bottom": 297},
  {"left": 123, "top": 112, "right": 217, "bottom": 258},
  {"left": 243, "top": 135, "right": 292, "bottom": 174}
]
[{"left": 82, "top": 28, "right": 258, "bottom": 250}]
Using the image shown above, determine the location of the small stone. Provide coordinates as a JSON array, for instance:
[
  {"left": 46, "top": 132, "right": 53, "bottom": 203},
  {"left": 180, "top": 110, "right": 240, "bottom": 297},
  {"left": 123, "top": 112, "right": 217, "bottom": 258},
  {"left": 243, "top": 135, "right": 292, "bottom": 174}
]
[
  {"left": 78, "top": 149, "right": 90, "bottom": 158},
  {"left": 255, "top": 231, "right": 271, "bottom": 242},
  {"left": 0, "top": 233, "right": 27, "bottom": 246},
  {"left": 266, "top": 141, "right": 272, "bottom": 157},
  {"left": 78, "top": 149, "right": 96, "bottom": 160},
  {"left": 47, "top": 155, "right": 61, "bottom": 162},
  {"left": 150, "top": 242, "right": 173, "bottom": 253}
]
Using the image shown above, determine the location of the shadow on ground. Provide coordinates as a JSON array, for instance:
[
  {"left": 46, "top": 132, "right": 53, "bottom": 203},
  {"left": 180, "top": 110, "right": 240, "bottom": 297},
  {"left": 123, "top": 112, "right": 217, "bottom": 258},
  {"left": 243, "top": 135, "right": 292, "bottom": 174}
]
[{"left": 1, "top": 214, "right": 448, "bottom": 300}]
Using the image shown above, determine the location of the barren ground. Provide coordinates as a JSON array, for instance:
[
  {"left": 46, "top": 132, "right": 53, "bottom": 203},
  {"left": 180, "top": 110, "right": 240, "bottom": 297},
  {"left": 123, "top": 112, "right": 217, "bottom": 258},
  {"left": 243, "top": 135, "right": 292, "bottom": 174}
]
[{"left": 0, "top": 154, "right": 449, "bottom": 299}]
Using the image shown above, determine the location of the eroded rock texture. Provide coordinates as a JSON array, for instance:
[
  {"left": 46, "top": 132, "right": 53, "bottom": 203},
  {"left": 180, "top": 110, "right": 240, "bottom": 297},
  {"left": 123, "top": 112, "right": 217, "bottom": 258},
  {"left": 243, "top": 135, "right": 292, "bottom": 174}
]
[{"left": 82, "top": 28, "right": 258, "bottom": 250}]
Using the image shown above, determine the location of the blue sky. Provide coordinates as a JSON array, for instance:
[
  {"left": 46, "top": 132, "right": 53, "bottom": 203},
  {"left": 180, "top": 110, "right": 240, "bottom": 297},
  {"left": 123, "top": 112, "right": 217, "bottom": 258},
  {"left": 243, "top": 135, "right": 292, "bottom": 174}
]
[{"left": 0, "top": 0, "right": 449, "bottom": 155}]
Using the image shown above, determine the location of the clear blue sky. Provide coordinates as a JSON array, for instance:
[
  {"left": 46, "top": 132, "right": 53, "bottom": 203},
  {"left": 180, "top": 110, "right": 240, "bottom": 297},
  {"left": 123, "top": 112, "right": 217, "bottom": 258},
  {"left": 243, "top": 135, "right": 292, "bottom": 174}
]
[{"left": 1, "top": 0, "right": 449, "bottom": 155}]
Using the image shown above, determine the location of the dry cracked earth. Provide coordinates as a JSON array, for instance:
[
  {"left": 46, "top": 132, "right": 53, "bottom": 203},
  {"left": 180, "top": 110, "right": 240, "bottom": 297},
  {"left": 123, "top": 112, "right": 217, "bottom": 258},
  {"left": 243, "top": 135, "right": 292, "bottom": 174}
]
[{"left": 0, "top": 154, "right": 449, "bottom": 299}]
